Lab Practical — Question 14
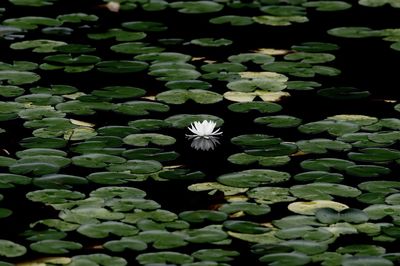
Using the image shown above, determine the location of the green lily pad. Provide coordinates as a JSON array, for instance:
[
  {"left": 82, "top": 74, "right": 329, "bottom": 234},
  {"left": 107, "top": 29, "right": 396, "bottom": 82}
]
[
  {"left": 301, "top": 158, "right": 355, "bottom": 171},
  {"left": 156, "top": 89, "right": 223, "bottom": 104},
  {"left": 227, "top": 76, "right": 287, "bottom": 92},
  {"left": 149, "top": 68, "right": 201, "bottom": 81},
  {"left": 78, "top": 222, "right": 138, "bottom": 238},
  {"left": 115, "top": 101, "right": 169, "bottom": 115},
  {"left": 22, "top": 229, "right": 67, "bottom": 242},
  {"left": 284, "top": 52, "right": 335, "bottom": 64},
  {"left": 107, "top": 198, "right": 160, "bottom": 212},
  {"left": 10, "top": 39, "right": 66, "bottom": 53},
  {"left": 190, "top": 38, "right": 232, "bottom": 47},
  {"left": 288, "top": 200, "right": 349, "bottom": 215},
  {"left": 245, "top": 143, "right": 298, "bottom": 157},
  {"left": 218, "top": 169, "right": 290, "bottom": 188},
  {"left": 135, "top": 52, "right": 191, "bottom": 63},
  {"left": 72, "top": 154, "right": 126, "bottom": 168},
  {"left": 88, "top": 172, "right": 140, "bottom": 184},
  {"left": 30, "top": 240, "right": 82, "bottom": 254},
  {"left": 255, "top": 115, "right": 302, "bottom": 128},
  {"left": 57, "top": 13, "right": 98, "bottom": 23},
  {"left": 247, "top": 186, "right": 296, "bottom": 204},
  {"left": 0, "top": 85, "right": 25, "bottom": 97},
  {"left": 69, "top": 254, "right": 127, "bottom": 266},
  {"left": 9, "top": 0, "right": 57, "bottom": 6},
  {"left": 228, "top": 153, "right": 290, "bottom": 167},
  {"left": 170, "top": 1, "right": 224, "bottom": 14},
  {"left": 219, "top": 202, "right": 271, "bottom": 216},
  {"left": 0, "top": 61, "right": 38, "bottom": 71},
  {"left": 253, "top": 15, "right": 308, "bottom": 26},
  {"left": 33, "top": 174, "right": 88, "bottom": 189},
  {"left": 26, "top": 189, "right": 85, "bottom": 204},
  {"left": 185, "top": 227, "right": 228, "bottom": 243},
  {"left": 179, "top": 210, "right": 227, "bottom": 223},
  {"left": 210, "top": 15, "right": 254, "bottom": 26},
  {"left": 287, "top": 80, "right": 321, "bottom": 91},
  {"left": 128, "top": 119, "right": 168, "bottom": 131},
  {"left": 259, "top": 252, "right": 311, "bottom": 265},
  {"left": 98, "top": 126, "right": 139, "bottom": 137},
  {"left": 0, "top": 240, "right": 27, "bottom": 257},
  {"left": 274, "top": 226, "right": 333, "bottom": 241},
  {"left": 224, "top": 220, "right": 270, "bottom": 234},
  {"left": 345, "top": 164, "right": 391, "bottom": 177},
  {"left": 88, "top": 28, "right": 146, "bottom": 41},
  {"left": 363, "top": 204, "right": 400, "bottom": 220},
  {"left": 0, "top": 70, "right": 40, "bottom": 85},
  {"left": 328, "top": 27, "right": 384, "bottom": 38},
  {"left": 316, "top": 208, "right": 369, "bottom": 224},
  {"left": 133, "top": 230, "right": 187, "bottom": 249},
  {"left": 341, "top": 256, "right": 393, "bottom": 266},
  {"left": 291, "top": 182, "right": 361, "bottom": 200},
  {"left": 294, "top": 171, "right": 343, "bottom": 183},
  {"left": 229, "top": 53, "right": 275, "bottom": 64},
  {"left": 0, "top": 173, "right": 31, "bottom": 188},
  {"left": 96, "top": 60, "right": 148, "bottom": 73},
  {"left": 158, "top": 169, "right": 204, "bottom": 181},
  {"left": 90, "top": 186, "right": 146, "bottom": 199},
  {"left": 260, "top": 5, "right": 306, "bottom": 16},
  {"left": 123, "top": 209, "right": 177, "bottom": 224},
  {"left": 122, "top": 21, "right": 167, "bottom": 32},
  {"left": 0, "top": 156, "right": 16, "bottom": 167},
  {"left": 30, "top": 84, "right": 78, "bottom": 95},
  {"left": 228, "top": 102, "right": 282, "bottom": 113},
  {"left": 296, "top": 139, "right": 351, "bottom": 154},
  {"left": 107, "top": 160, "right": 162, "bottom": 174},
  {"left": 104, "top": 238, "right": 147, "bottom": 252},
  {"left": 165, "top": 80, "right": 211, "bottom": 90},
  {"left": 3, "top": 16, "right": 61, "bottom": 30},
  {"left": 136, "top": 251, "right": 193, "bottom": 265},
  {"left": 348, "top": 148, "right": 400, "bottom": 162},
  {"left": 122, "top": 148, "right": 178, "bottom": 162},
  {"left": 302, "top": 1, "right": 352, "bottom": 11},
  {"left": 20, "top": 137, "right": 67, "bottom": 148},
  {"left": 123, "top": 133, "right": 175, "bottom": 146},
  {"left": 192, "top": 248, "right": 240, "bottom": 262},
  {"left": 111, "top": 42, "right": 164, "bottom": 54},
  {"left": 9, "top": 161, "right": 60, "bottom": 176}
]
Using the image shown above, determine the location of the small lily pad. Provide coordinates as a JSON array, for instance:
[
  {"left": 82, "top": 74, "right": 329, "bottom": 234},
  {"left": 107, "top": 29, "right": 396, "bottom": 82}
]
[
  {"left": 30, "top": 240, "right": 82, "bottom": 254},
  {"left": 170, "top": 1, "right": 224, "bottom": 14},
  {"left": 0, "top": 240, "right": 27, "bottom": 257},
  {"left": 190, "top": 38, "right": 232, "bottom": 47},
  {"left": 218, "top": 169, "right": 290, "bottom": 188}
]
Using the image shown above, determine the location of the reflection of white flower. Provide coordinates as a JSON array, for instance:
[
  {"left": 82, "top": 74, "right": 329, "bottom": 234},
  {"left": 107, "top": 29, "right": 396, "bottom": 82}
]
[
  {"left": 186, "top": 120, "right": 222, "bottom": 139},
  {"left": 191, "top": 136, "right": 220, "bottom": 151}
]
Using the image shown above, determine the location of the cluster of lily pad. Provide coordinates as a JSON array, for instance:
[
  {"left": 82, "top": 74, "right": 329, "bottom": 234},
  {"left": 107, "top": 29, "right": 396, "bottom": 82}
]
[{"left": 0, "top": 0, "right": 400, "bottom": 266}]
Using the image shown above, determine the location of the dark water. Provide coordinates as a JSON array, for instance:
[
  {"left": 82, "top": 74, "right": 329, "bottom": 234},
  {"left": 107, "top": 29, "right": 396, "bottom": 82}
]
[{"left": 1, "top": 1, "right": 400, "bottom": 265}]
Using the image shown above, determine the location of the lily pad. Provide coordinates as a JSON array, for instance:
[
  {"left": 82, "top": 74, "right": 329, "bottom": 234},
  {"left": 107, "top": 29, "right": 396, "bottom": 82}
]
[
  {"left": 78, "top": 222, "right": 138, "bottom": 238},
  {"left": 170, "top": 1, "right": 224, "bottom": 14},
  {"left": 290, "top": 182, "right": 362, "bottom": 200},
  {"left": 190, "top": 38, "right": 233, "bottom": 47},
  {"left": 30, "top": 240, "right": 82, "bottom": 254},
  {"left": 218, "top": 169, "right": 290, "bottom": 188},
  {"left": 136, "top": 251, "right": 193, "bottom": 264},
  {"left": 210, "top": 15, "right": 254, "bottom": 26},
  {"left": 156, "top": 89, "right": 223, "bottom": 104},
  {"left": 0, "top": 240, "right": 27, "bottom": 257}
]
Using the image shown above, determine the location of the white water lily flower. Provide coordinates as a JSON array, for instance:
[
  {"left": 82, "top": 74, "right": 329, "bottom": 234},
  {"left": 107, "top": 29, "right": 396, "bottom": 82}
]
[{"left": 186, "top": 120, "right": 222, "bottom": 139}]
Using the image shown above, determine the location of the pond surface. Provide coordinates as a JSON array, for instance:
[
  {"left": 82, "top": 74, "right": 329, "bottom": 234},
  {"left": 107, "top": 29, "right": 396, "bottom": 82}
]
[{"left": 0, "top": 0, "right": 400, "bottom": 265}]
